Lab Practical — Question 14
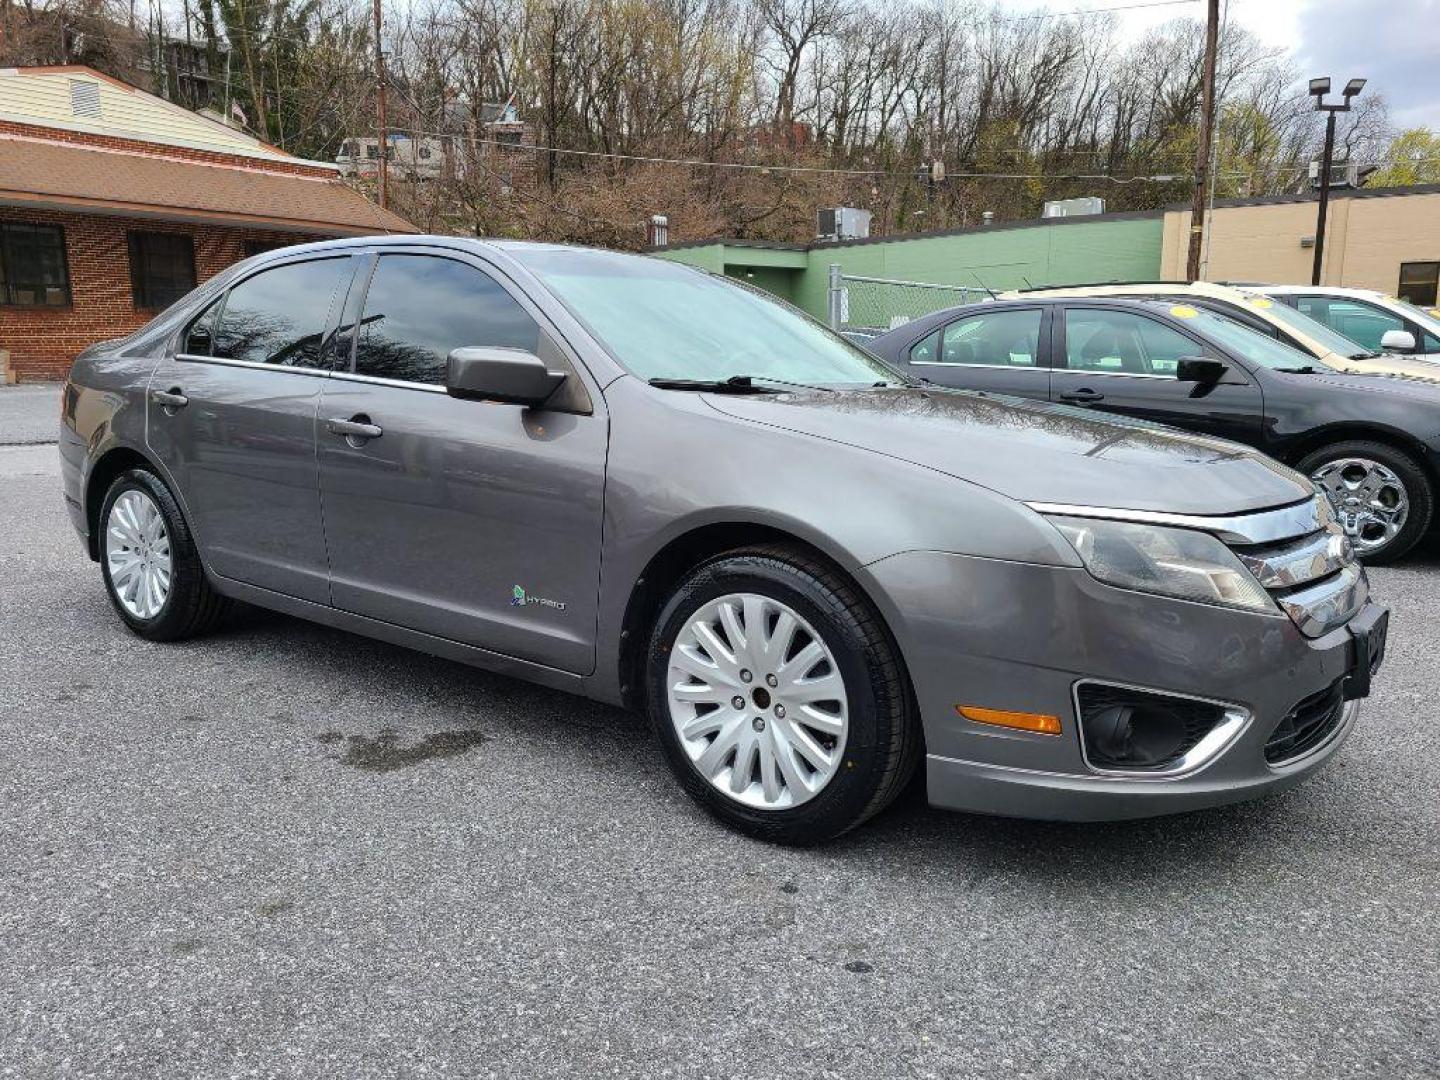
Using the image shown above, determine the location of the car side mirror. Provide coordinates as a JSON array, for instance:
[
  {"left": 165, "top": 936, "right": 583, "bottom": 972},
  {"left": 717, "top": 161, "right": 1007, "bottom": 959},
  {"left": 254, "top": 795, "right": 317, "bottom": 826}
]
[
  {"left": 1175, "top": 357, "right": 1228, "bottom": 384},
  {"left": 1380, "top": 329, "right": 1416, "bottom": 352},
  {"left": 447, "top": 346, "right": 567, "bottom": 407}
]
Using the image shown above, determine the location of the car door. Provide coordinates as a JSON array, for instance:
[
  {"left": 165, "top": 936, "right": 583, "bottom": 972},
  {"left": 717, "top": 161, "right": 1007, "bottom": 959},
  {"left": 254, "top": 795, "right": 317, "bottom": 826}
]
[
  {"left": 902, "top": 306, "right": 1051, "bottom": 401},
  {"left": 315, "top": 248, "right": 606, "bottom": 675},
  {"left": 146, "top": 253, "right": 357, "bottom": 602},
  {"left": 1049, "top": 305, "right": 1263, "bottom": 446}
]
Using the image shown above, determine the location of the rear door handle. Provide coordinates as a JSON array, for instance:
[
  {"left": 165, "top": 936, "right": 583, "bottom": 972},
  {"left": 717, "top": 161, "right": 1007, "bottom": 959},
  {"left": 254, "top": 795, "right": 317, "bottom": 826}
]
[
  {"left": 151, "top": 388, "right": 189, "bottom": 409},
  {"left": 1058, "top": 388, "right": 1105, "bottom": 403},
  {"left": 326, "top": 416, "right": 383, "bottom": 441}
]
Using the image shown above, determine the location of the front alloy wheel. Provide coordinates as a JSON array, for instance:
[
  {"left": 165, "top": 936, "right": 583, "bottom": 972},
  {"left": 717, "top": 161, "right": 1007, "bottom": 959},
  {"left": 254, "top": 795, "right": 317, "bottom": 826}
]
[
  {"left": 1297, "top": 440, "right": 1434, "bottom": 564},
  {"left": 668, "top": 593, "right": 849, "bottom": 810},
  {"left": 647, "top": 544, "right": 921, "bottom": 844}
]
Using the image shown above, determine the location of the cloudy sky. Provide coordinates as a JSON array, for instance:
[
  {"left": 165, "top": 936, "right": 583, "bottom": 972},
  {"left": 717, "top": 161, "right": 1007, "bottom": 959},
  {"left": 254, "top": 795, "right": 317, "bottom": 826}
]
[{"left": 999, "top": 0, "right": 1440, "bottom": 131}]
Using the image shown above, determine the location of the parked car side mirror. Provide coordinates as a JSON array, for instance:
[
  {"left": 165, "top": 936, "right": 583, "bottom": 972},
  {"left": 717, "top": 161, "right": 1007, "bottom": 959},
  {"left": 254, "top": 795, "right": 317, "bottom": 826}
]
[
  {"left": 1175, "top": 357, "right": 1229, "bottom": 384},
  {"left": 446, "top": 346, "right": 567, "bottom": 407},
  {"left": 1380, "top": 329, "right": 1417, "bottom": 353}
]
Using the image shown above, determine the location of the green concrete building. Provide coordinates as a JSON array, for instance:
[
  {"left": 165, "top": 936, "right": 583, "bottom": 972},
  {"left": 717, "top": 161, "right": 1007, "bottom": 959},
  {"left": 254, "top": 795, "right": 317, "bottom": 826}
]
[{"left": 653, "top": 209, "right": 1166, "bottom": 324}]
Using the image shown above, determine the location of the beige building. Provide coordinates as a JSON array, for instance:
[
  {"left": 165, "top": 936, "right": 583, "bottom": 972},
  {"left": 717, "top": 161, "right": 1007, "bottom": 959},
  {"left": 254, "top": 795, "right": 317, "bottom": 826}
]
[{"left": 1162, "top": 185, "right": 1440, "bottom": 303}]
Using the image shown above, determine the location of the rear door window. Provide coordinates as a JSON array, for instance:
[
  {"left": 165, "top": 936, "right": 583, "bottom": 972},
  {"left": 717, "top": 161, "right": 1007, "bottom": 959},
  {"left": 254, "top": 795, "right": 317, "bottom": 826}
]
[
  {"left": 933, "top": 309, "right": 1042, "bottom": 366},
  {"left": 213, "top": 258, "right": 350, "bottom": 368},
  {"left": 352, "top": 255, "right": 541, "bottom": 385}
]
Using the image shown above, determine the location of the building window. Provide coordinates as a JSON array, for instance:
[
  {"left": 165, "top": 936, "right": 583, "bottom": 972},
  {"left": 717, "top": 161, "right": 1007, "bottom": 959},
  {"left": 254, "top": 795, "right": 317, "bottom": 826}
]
[
  {"left": 0, "top": 223, "right": 71, "bottom": 307},
  {"left": 1399, "top": 262, "right": 1439, "bottom": 306},
  {"left": 128, "top": 231, "right": 196, "bottom": 310}
]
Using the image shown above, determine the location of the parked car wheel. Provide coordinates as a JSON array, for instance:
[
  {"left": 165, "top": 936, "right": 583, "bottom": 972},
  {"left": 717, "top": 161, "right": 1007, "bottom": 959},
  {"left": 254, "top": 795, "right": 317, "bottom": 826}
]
[
  {"left": 1297, "top": 440, "right": 1434, "bottom": 564},
  {"left": 646, "top": 545, "right": 920, "bottom": 845},
  {"left": 99, "top": 467, "right": 229, "bottom": 640}
]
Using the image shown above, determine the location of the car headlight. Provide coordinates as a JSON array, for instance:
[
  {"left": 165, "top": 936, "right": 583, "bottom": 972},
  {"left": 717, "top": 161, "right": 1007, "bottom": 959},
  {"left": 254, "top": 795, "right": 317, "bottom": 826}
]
[{"left": 1048, "top": 515, "right": 1275, "bottom": 613}]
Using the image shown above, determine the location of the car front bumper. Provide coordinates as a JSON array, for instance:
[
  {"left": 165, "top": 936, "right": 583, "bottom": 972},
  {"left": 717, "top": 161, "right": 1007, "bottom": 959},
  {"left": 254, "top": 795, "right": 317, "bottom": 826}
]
[{"left": 857, "top": 550, "right": 1382, "bottom": 822}]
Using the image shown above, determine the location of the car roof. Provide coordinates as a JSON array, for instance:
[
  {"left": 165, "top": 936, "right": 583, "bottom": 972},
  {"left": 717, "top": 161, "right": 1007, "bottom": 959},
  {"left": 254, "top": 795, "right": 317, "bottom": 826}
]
[{"left": 998, "top": 280, "right": 1255, "bottom": 303}]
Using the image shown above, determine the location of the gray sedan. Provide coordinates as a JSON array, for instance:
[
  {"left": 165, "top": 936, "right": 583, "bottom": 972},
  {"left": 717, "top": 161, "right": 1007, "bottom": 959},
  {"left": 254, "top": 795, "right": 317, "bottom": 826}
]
[{"left": 60, "top": 238, "right": 1386, "bottom": 843}]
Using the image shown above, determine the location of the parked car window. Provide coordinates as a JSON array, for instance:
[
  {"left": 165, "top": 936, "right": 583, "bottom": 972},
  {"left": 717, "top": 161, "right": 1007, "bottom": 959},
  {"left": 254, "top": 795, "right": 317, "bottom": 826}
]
[
  {"left": 128, "top": 231, "right": 196, "bottom": 311},
  {"left": 1241, "top": 294, "right": 1381, "bottom": 359},
  {"left": 1063, "top": 309, "right": 1197, "bottom": 375},
  {"left": 933, "top": 309, "right": 1042, "bottom": 366},
  {"left": 1176, "top": 307, "right": 1332, "bottom": 371},
  {"left": 909, "top": 329, "right": 941, "bottom": 364},
  {"left": 0, "top": 222, "right": 70, "bottom": 307},
  {"left": 510, "top": 246, "right": 904, "bottom": 386},
  {"left": 353, "top": 255, "right": 541, "bottom": 385},
  {"left": 1294, "top": 297, "right": 1404, "bottom": 352},
  {"left": 212, "top": 258, "right": 349, "bottom": 368},
  {"left": 1398, "top": 261, "right": 1439, "bottom": 306}
]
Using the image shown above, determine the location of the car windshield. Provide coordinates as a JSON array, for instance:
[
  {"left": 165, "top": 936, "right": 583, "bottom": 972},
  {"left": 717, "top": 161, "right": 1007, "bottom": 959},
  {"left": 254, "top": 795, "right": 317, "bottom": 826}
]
[
  {"left": 1178, "top": 306, "right": 1341, "bottom": 371},
  {"left": 512, "top": 247, "right": 907, "bottom": 387},
  {"left": 1240, "top": 293, "right": 1383, "bottom": 358}
]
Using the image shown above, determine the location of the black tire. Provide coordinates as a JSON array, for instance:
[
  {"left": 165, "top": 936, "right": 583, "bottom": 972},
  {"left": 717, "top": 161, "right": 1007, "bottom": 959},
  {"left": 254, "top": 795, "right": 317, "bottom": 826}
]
[
  {"left": 98, "top": 466, "right": 230, "bottom": 641},
  {"left": 645, "top": 544, "right": 921, "bottom": 845},
  {"left": 1295, "top": 440, "right": 1434, "bottom": 565}
]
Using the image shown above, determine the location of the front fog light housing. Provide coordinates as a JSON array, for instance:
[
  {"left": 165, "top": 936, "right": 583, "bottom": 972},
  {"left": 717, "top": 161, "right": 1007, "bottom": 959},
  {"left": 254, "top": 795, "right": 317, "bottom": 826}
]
[{"left": 1049, "top": 515, "right": 1275, "bottom": 613}]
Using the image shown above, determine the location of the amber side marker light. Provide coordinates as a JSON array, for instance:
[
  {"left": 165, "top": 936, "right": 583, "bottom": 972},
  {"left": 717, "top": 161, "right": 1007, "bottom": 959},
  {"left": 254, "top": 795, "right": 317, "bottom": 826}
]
[{"left": 957, "top": 705, "right": 1063, "bottom": 735}]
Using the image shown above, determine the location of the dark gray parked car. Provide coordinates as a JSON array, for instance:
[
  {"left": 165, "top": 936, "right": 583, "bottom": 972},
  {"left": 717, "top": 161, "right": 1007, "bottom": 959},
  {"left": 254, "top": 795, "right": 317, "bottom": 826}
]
[{"left": 61, "top": 238, "right": 1388, "bottom": 843}]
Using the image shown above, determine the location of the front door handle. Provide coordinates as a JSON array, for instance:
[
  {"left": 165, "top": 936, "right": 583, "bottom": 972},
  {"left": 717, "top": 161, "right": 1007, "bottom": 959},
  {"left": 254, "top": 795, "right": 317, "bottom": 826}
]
[
  {"left": 326, "top": 415, "right": 383, "bottom": 441},
  {"left": 151, "top": 388, "right": 189, "bottom": 409},
  {"left": 1058, "top": 388, "right": 1105, "bottom": 404}
]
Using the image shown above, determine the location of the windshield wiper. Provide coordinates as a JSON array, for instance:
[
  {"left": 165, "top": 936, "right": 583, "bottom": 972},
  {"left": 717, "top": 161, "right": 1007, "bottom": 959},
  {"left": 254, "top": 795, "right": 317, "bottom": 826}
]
[
  {"left": 647, "top": 375, "right": 783, "bottom": 394},
  {"left": 648, "top": 374, "right": 840, "bottom": 394},
  {"left": 1350, "top": 350, "right": 1384, "bottom": 360},
  {"left": 1276, "top": 365, "right": 1318, "bottom": 374}
]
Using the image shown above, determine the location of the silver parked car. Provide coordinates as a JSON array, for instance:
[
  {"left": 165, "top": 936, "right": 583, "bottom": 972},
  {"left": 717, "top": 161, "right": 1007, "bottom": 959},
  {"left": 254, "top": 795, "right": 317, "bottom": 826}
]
[{"left": 61, "top": 238, "right": 1388, "bottom": 844}]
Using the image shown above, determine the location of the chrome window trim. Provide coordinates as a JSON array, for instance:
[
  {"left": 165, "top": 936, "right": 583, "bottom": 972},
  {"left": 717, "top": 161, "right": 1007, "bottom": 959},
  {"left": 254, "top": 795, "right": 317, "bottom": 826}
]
[
  {"left": 908, "top": 360, "right": 1046, "bottom": 371},
  {"left": 1070, "top": 679, "right": 1252, "bottom": 781},
  {"left": 328, "top": 370, "right": 448, "bottom": 394},
  {"left": 174, "top": 353, "right": 332, "bottom": 378},
  {"left": 1052, "top": 368, "right": 1174, "bottom": 381},
  {"left": 1028, "top": 495, "right": 1328, "bottom": 545}
]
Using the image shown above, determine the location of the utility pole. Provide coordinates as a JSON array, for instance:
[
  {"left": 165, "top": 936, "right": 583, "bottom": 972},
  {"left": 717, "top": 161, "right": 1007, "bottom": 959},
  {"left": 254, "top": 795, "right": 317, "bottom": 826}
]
[
  {"left": 373, "top": 0, "right": 389, "bottom": 210},
  {"left": 1185, "top": 0, "right": 1220, "bottom": 282},
  {"left": 1308, "top": 76, "right": 1366, "bottom": 286}
]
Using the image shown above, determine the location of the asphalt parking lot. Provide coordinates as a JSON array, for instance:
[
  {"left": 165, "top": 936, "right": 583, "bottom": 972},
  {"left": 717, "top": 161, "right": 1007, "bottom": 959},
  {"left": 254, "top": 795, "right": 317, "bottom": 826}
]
[{"left": 2, "top": 387, "right": 1438, "bottom": 1079}]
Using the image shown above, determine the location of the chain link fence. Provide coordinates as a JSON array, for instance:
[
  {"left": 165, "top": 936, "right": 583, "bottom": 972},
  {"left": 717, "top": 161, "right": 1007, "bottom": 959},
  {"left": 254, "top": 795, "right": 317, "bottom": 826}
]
[{"left": 826, "top": 266, "right": 991, "bottom": 335}]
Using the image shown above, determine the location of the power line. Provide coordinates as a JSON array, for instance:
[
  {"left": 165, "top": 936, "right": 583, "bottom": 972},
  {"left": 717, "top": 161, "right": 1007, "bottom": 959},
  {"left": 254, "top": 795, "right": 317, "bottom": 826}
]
[{"left": 1008, "top": 0, "right": 1202, "bottom": 20}]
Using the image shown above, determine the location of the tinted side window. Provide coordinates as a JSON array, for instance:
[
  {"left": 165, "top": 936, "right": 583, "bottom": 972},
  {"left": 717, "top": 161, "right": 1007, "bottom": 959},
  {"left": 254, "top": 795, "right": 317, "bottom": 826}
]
[
  {"left": 937, "top": 309, "right": 1041, "bottom": 366},
  {"left": 1296, "top": 297, "right": 1403, "bottom": 352},
  {"left": 214, "top": 258, "right": 349, "bottom": 368},
  {"left": 353, "top": 255, "right": 541, "bottom": 385},
  {"left": 1063, "top": 309, "right": 1197, "bottom": 375},
  {"left": 909, "top": 329, "right": 940, "bottom": 364},
  {"left": 182, "top": 295, "right": 223, "bottom": 356}
]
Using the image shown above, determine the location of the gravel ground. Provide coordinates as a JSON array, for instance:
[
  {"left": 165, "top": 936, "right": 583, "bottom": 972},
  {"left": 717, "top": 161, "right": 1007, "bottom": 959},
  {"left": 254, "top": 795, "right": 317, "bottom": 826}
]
[
  {"left": 1, "top": 439, "right": 1438, "bottom": 1080},
  {"left": 0, "top": 384, "right": 62, "bottom": 445}
]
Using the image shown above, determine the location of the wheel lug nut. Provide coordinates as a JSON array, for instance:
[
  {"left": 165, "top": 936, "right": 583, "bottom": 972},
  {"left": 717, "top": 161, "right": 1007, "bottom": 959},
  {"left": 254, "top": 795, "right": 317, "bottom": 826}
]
[
  {"left": 766, "top": 674, "right": 778, "bottom": 688},
  {"left": 732, "top": 696, "right": 745, "bottom": 710},
  {"left": 752, "top": 716, "right": 766, "bottom": 732},
  {"left": 740, "top": 669, "right": 753, "bottom": 683}
]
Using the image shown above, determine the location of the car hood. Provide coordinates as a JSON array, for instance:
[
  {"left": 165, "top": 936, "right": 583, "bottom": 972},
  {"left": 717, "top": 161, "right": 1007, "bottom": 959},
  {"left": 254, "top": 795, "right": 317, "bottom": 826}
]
[
  {"left": 704, "top": 387, "right": 1311, "bottom": 515},
  {"left": 1322, "top": 352, "right": 1440, "bottom": 382}
]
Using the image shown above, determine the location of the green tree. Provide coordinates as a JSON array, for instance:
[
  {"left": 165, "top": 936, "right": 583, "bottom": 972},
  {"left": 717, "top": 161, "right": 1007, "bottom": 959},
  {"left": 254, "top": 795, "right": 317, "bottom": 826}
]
[{"left": 1367, "top": 128, "right": 1440, "bottom": 188}]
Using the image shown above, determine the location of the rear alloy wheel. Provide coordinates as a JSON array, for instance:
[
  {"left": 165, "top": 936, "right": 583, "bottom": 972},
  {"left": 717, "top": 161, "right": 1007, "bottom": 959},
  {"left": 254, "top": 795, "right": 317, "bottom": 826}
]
[
  {"left": 1298, "top": 440, "right": 1433, "bottom": 564},
  {"left": 647, "top": 545, "right": 920, "bottom": 845},
  {"left": 99, "top": 467, "right": 230, "bottom": 640}
]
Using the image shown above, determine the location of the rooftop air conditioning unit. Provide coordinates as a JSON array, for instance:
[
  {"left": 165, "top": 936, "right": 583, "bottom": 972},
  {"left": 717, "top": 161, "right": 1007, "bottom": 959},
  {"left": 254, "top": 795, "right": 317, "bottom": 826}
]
[
  {"left": 1042, "top": 196, "right": 1105, "bottom": 219},
  {"left": 817, "top": 207, "right": 871, "bottom": 242}
]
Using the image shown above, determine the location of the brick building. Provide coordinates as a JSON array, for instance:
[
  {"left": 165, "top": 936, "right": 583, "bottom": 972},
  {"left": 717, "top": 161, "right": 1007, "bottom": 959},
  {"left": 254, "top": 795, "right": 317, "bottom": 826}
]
[{"left": 0, "top": 66, "right": 415, "bottom": 382}]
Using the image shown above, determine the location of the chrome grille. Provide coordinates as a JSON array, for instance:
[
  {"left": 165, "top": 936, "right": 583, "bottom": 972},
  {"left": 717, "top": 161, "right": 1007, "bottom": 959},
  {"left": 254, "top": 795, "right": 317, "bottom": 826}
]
[{"left": 1224, "top": 496, "right": 1366, "bottom": 638}]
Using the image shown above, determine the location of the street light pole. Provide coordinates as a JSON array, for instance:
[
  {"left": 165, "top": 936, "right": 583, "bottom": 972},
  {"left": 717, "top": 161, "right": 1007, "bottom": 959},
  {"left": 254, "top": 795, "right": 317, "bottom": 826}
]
[{"left": 1308, "top": 76, "right": 1365, "bottom": 286}]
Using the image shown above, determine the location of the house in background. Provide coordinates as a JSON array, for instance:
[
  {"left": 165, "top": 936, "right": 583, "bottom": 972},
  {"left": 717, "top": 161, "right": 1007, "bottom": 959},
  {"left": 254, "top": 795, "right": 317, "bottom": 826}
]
[{"left": 0, "top": 65, "right": 415, "bottom": 382}]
